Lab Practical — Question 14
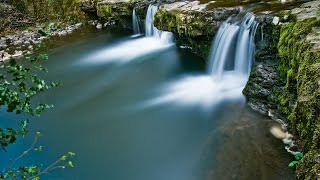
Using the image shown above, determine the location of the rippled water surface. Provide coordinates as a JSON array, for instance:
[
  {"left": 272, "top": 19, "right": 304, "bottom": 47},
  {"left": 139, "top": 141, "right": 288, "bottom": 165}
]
[{"left": 1, "top": 27, "right": 294, "bottom": 180}]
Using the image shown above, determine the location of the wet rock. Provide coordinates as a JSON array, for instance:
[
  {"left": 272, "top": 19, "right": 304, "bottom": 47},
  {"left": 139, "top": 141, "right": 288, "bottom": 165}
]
[
  {"left": 0, "top": 51, "right": 11, "bottom": 62},
  {"left": 155, "top": 1, "right": 239, "bottom": 37},
  {"left": 96, "top": 0, "right": 147, "bottom": 29},
  {"left": 154, "top": 1, "right": 239, "bottom": 58},
  {"left": 12, "top": 50, "right": 23, "bottom": 58},
  {"left": 272, "top": 16, "right": 280, "bottom": 25},
  {"left": 245, "top": 1, "right": 320, "bottom": 179}
]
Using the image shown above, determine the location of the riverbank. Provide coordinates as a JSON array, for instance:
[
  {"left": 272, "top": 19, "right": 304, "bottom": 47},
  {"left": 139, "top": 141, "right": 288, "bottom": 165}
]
[{"left": 0, "top": 1, "right": 108, "bottom": 62}]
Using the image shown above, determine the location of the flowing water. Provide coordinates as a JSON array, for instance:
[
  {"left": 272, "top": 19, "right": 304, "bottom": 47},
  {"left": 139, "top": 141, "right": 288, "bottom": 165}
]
[
  {"left": 132, "top": 8, "right": 141, "bottom": 35},
  {"left": 0, "top": 8, "right": 294, "bottom": 180}
]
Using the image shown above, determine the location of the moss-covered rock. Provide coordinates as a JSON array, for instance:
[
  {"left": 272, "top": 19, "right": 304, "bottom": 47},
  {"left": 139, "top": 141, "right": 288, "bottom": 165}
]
[
  {"left": 96, "top": 0, "right": 147, "bottom": 28},
  {"left": 243, "top": 17, "right": 284, "bottom": 114},
  {"left": 153, "top": 1, "right": 239, "bottom": 59},
  {"left": 244, "top": 1, "right": 320, "bottom": 179}
]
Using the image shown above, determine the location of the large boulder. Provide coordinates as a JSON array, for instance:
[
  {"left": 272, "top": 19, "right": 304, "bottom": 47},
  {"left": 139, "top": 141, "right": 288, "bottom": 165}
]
[{"left": 154, "top": 1, "right": 239, "bottom": 58}]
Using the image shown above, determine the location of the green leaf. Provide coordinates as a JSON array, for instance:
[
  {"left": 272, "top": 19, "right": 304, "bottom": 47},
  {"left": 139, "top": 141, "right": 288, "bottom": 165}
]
[
  {"left": 68, "top": 152, "right": 76, "bottom": 157},
  {"left": 68, "top": 161, "right": 74, "bottom": 168},
  {"left": 61, "top": 155, "right": 67, "bottom": 161},
  {"left": 288, "top": 161, "right": 299, "bottom": 167},
  {"left": 294, "top": 152, "right": 303, "bottom": 160}
]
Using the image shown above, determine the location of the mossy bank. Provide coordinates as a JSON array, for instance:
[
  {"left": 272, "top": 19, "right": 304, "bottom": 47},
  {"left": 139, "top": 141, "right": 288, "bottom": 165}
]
[{"left": 244, "top": 1, "right": 320, "bottom": 179}]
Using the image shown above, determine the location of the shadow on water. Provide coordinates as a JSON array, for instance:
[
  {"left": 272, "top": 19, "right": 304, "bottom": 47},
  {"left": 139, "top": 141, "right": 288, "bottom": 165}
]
[{"left": 1, "top": 26, "right": 294, "bottom": 180}]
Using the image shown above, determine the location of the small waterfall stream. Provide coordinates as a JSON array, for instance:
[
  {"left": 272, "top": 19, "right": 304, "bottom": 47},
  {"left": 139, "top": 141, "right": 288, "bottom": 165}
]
[
  {"left": 145, "top": 5, "right": 174, "bottom": 44},
  {"left": 208, "top": 12, "right": 258, "bottom": 79},
  {"left": 145, "top": 12, "right": 258, "bottom": 108},
  {"left": 80, "top": 5, "right": 174, "bottom": 65},
  {"left": 132, "top": 8, "right": 141, "bottom": 34}
]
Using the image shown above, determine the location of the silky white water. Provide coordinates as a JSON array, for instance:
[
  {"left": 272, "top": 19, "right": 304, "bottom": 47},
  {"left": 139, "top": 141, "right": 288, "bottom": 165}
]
[
  {"left": 80, "top": 4, "right": 174, "bottom": 65},
  {"left": 145, "top": 5, "right": 174, "bottom": 43},
  {"left": 209, "top": 12, "right": 258, "bottom": 78},
  {"left": 132, "top": 8, "right": 141, "bottom": 34},
  {"left": 145, "top": 12, "right": 258, "bottom": 108}
]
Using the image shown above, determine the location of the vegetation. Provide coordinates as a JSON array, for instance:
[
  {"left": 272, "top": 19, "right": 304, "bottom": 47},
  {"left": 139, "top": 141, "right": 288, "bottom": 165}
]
[
  {"left": 0, "top": 52, "right": 75, "bottom": 179},
  {"left": 276, "top": 17, "right": 320, "bottom": 179},
  {"left": 0, "top": 0, "right": 88, "bottom": 34}
]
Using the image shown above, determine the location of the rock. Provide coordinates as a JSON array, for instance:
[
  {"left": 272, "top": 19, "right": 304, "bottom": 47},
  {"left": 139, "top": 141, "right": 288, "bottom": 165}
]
[
  {"left": 96, "top": 0, "right": 147, "bottom": 28},
  {"left": 290, "top": 0, "right": 320, "bottom": 20},
  {"left": 155, "top": 1, "right": 239, "bottom": 37},
  {"left": 74, "top": 23, "right": 83, "bottom": 29},
  {"left": 154, "top": 1, "right": 239, "bottom": 58},
  {"left": 154, "top": 1, "right": 240, "bottom": 59},
  {"left": 12, "top": 50, "right": 23, "bottom": 58},
  {"left": 245, "top": 1, "right": 320, "bottom": 179},
  {"left": 272, "top": 16, "right": 279, "bottom": 25},
  {"left": 1, "top": 51, "right": 11, "bottom": 61},
  {"left": 58, "top": 30, "right": 68, "bottom": 36},
  {"left": 96, "top": 23, "right": 102, "bottom": 29},
  {"left": 270, "top": 126, "right": 286, "bottom": 139}
]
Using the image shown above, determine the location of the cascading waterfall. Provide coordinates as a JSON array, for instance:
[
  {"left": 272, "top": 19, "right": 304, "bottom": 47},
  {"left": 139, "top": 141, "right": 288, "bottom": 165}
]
[
  {"left": 80, "top": 5, "right": 175, "bottom": 65},
  {"left": 208, "top": 12, "right": 258, "bottom": 79},
  {"left": 132, "top": 8, "right": 141, "bottom": 34},
  {"left": 145, "top": 4, "right": 174, "bottom": 44},
  {"left": 144, "top": 12, "right": 258, "bottom": 108}
]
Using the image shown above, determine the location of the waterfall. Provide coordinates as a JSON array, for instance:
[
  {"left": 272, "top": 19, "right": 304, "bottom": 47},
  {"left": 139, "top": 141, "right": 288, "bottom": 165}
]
[
  {"left": 145, "top": 4, "right": 174, "bottom": 43},
  {"left": 208, "top": 13, "right": 258, "bottom": 79},
  {"left": 142, "top": 12, "right": 258, "bottom": 109},
  {"left": 132, "top": 8, "right": 141, "bottom": 34}
]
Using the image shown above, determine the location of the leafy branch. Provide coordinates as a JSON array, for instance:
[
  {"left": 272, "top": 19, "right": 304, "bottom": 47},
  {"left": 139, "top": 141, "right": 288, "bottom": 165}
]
[
  {"left": 0, "top": 53, "right": 74, "bottom": 179},
  {"left": 0, "top": 132, "right": 76, "bottom": 180}
]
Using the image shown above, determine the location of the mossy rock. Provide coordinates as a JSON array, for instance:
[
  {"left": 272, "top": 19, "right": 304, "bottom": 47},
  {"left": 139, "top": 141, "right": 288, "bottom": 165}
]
[
  {"left": 96, "top": 0, "right": 147, "bottom": 28},
  {"left": 275, "top": 17, "right": 320, "bottom": 180}
]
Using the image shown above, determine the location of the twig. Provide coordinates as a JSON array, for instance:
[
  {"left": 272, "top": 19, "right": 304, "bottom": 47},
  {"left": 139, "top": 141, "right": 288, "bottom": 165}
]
[
  {"left": 2, "top": 135, "right": 38, "bottom": 173},
  {"left": 27, "top": 158, "right": 64, "bottom": 180}
]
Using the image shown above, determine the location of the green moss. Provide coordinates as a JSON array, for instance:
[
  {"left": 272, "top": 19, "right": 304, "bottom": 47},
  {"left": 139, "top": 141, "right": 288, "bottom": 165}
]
[
  {"left": 275, "top": 17, "right": 320, "bottom": 180},
  {"left": 154, "top": 9, "right": 215, "bottom": 37},
  {"left": 154, "top": 9, "right": 215, "bottom": 59}
]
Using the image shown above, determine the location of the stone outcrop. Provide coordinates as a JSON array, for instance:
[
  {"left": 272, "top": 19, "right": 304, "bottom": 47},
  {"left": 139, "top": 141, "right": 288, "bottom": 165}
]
[
  {"left": 244, "top": 1, "right": 320, "bottom": 179},
  {"left": 154, "top": 1, "right": 239, "bottom": 58},
  {"left": 96, "top": 0, "right": 148, "bottom": 28}
]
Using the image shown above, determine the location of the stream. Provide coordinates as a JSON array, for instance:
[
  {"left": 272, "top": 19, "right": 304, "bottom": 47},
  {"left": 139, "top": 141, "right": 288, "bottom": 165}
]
[{"left": 1, "top": 10, "right": 294, "bottom": 180}]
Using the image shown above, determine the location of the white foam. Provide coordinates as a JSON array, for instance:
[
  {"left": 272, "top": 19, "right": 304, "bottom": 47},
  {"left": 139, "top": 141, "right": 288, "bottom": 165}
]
[
  {"left": 143, "top": 72, "right": 247, "bottom": 108},
  {"left": 79, "top": 37, "right": 174, "bottom": 65}
]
